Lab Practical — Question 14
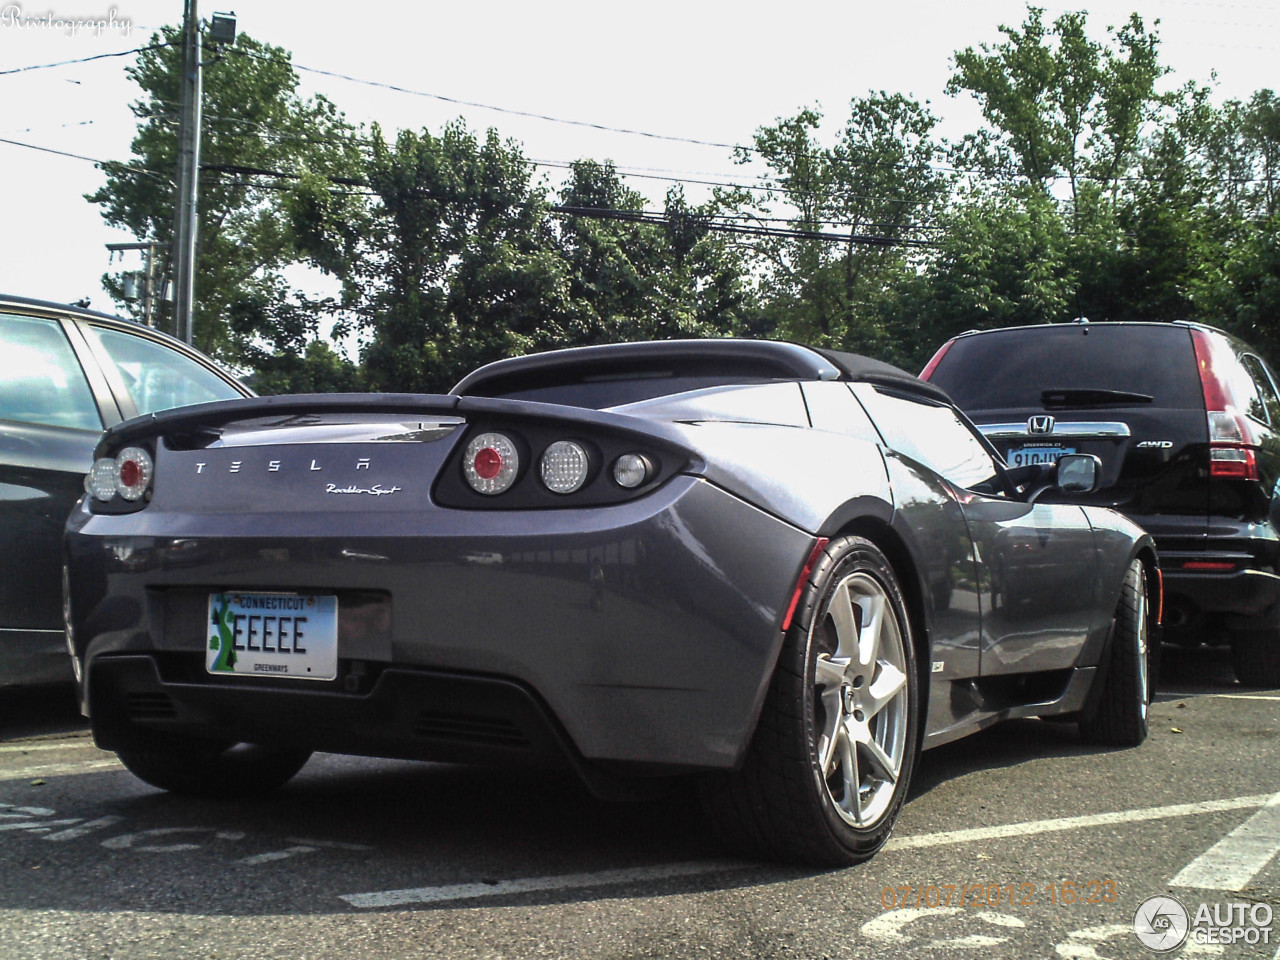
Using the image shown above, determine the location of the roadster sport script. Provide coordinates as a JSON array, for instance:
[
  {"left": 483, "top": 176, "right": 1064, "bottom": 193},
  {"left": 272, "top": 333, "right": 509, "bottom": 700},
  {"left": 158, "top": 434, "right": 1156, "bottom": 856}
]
[{"left": 207, "top": 592, "right": 338, "bottom": 680}]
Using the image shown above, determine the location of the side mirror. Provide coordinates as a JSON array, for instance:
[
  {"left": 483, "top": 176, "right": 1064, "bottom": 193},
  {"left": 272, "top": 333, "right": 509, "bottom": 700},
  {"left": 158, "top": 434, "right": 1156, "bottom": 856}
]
[{"left": 1056, "top": 454, "right": 1101, "bottom": 494}]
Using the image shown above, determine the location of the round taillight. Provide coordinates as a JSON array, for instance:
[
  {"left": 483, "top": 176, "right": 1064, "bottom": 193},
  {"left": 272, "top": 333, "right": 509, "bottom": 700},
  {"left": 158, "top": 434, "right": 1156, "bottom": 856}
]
[
  {"left": 86, "top": 457, "right": 118, "bottom": 501},
  {"left": 463, "top": 433, "right": 519, "bottom": 495},
  {"left": 540, "top": 440, "right": 590, "bottom": 494},
  {"left": 114, "top": 446, "right": 153, "bottom": 501},
  {"left": 612, "top": 453, "right": 651, "bottom": 489}
]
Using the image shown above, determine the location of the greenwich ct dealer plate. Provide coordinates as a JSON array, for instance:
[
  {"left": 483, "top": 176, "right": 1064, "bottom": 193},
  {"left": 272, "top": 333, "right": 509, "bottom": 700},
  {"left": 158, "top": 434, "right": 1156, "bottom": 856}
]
[{"left": 207, "top": 592, "right": 338, "bottom": 680}]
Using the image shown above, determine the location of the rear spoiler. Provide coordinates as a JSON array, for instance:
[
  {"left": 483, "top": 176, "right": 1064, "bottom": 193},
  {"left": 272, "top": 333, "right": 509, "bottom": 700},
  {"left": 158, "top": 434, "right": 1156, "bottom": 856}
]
[
  {"left": 94, "top": 392, "right": 701, "bottom": 462},
  {"left": 96, "top": 393, "right": 461, "bottom": 457}
]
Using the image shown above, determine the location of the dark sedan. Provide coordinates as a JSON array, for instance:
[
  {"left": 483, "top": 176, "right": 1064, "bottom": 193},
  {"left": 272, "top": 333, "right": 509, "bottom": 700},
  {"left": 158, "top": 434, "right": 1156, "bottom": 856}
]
[
  {"left": 1, "top": 295, "right": 249, "bottom": 687},
  {"left": 65, "top": 339, "right": 1157, "bottom": 865}
]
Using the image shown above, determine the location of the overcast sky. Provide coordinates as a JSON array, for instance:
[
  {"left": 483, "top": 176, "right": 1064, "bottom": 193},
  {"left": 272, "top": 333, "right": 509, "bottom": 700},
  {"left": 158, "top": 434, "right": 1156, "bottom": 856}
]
[{"left": 1, "top": 0, "right": 1277, "bottom": 312}]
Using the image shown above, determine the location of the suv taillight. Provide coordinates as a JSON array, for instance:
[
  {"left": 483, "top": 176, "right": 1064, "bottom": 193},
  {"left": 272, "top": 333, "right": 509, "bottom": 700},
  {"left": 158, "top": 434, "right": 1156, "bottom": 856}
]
[
  {"left": 1192, "top": 329, "right": 1260, "bottom": 481},
  {"left": 919, "top": 338, "right": 954, "bottom": 380}
]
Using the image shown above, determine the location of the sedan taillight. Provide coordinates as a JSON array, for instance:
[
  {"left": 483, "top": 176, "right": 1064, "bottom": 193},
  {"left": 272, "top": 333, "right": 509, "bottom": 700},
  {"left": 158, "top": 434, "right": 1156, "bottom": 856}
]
[{"left": 86, "top": 446, "right": 154, "bottom": 503}]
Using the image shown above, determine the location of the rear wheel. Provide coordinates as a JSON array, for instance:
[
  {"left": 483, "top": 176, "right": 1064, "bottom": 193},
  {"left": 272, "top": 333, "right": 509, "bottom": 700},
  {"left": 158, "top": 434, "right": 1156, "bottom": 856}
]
[
  {"left": 1230, "top": 629, "right": 1280, "bottom": 687},
  {"left": 1079, "top": 560, "right": 1151, "bottom": 746},
  {"left": 116, "top": 734, "right": 311, "bottom": 798},
  {"left": 701, "top": 537, "right": 919, "bottom": 866}
]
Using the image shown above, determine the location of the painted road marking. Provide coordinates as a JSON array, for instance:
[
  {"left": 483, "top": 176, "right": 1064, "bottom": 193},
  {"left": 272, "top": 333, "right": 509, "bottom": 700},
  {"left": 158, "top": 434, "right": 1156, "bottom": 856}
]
[
  {"left": 1171, "top": 791, "right": 1280, "bottom": 891},
  {"left": 0, "top": 759, "right": 123, "bottom": 781},
  {"left": 43, "top": 816, "right": 125, "bottom": 842},
  {"left": 0, "top": 740, "right": 96, "bottom": 754},
  {"left": 341, "top": 794, "right": 1278, "bottom": 907},
  {"left": 340, "top": 860, "right": 751, "bottom": 909},
  {"left": 885, "top": 795, "right": 1273, "bottom": 851}
]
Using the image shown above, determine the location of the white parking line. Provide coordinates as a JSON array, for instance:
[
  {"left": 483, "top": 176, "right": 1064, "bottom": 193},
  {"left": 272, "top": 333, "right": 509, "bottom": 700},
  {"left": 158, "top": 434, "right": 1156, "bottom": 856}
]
[
  {"left": 0, "top": 740, "right": 96, "bottom": 753},
  {"left": 340, "top": 860, "right": 751, "bottom": 909},
  {"left": 885, "top": 794, "right": 1273, "bottom": 851},
  {"left": 340, "top": 793, "right": 1277, "bottom": 909},
  {"left": 1171, "top": 792, "right": 1280, "bottom": 891},
  {"left": 0, "top": 759, "right": 123, "bottom": 781}
]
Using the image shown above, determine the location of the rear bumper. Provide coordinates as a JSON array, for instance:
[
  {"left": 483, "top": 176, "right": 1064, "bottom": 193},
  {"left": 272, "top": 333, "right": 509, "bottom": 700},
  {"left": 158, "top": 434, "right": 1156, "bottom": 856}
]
[
  {"left": 1160, "top": 566, "right": 1280, "bottom": 624},
  {"left": 88, "top": 655, "right": 661, "bottom": 798},
  {"left": 66, "top": 475, "right": 814, "bottom": 776}
]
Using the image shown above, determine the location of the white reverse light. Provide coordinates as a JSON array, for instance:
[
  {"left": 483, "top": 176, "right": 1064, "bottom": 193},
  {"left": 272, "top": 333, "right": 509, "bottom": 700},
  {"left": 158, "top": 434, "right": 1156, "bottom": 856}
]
[
  {"left": 540, "top": 440, "right": 590, "bottom": 494},
  {"left": 86, "top": 458, "right": 118, "bottom": 501}
]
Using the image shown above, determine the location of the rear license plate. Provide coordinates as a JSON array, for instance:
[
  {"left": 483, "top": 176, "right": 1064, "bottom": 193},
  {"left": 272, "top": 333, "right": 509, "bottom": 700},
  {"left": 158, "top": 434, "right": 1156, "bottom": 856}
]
[
  {"left": 1007, "top": 444, "right": 1076, "bottom": 467},
  {"left": 207, "top": 592, "right": 338, "bottom": 680}
]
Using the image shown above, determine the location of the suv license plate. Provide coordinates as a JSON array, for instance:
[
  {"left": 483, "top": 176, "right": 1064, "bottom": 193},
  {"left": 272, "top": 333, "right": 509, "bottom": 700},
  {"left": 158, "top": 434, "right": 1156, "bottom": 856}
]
[
  {"left": 1007, "top": 444, "right": 1076, "bottom": 467},
  {"left": 207, "top": 592, "right": 338, "bottom": 680}
]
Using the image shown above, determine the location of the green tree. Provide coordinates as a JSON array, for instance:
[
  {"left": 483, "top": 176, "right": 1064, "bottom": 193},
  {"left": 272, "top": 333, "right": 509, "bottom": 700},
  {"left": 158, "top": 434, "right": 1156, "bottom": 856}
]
[
  {"left": 733, "top": 94, "right": 949, "bottom": 358},
  {"left": 897, "top": 188, "right": 1073, "bottom": 364},
  {"left": 88, "top": 27, "right": 361, "bottom": 383},
  {"left": 936, "top": 5, "right": 1176, "bottom": 328},
  {"left": 288, "top": 120, "right": 568, "bottom": 393},
  {"left": 948, "top": 6, "right": 1166, "bottom": 210},
  {"left": 550, "top": 161, "right": 755, "bottom": 348}
]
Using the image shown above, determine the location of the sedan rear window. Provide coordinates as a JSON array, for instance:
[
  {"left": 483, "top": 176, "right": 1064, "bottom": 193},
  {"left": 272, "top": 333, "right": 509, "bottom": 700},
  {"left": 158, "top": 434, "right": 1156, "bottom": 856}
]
[{"left": 930, "top": 324, "right": 1203, "bottom": 413}]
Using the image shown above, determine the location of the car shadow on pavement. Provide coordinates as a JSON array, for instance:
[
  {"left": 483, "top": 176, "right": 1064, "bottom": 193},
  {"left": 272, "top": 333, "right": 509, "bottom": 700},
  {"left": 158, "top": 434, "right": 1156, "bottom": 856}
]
[{"left": 0, "top": 684, "right": 84, "bottom": 740}]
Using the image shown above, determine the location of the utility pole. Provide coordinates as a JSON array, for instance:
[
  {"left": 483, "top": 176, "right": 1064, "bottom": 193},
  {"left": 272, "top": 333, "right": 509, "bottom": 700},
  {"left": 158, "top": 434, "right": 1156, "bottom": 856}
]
[
  {"left": 171, "top": 0, "right": 202, "bottom": 346},
  {"left": 106, "top": 241, "right": 165, "bottom": 327}
]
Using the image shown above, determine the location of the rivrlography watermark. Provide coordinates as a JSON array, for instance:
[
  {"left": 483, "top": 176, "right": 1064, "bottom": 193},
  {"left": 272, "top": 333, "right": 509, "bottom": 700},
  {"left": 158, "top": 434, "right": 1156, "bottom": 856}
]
[
  {"left": 1133, "top": 894, "right": 1274, "bottom": 952},
  {"left": 0, "top": 4, "right": 133, "bottom": 37}
]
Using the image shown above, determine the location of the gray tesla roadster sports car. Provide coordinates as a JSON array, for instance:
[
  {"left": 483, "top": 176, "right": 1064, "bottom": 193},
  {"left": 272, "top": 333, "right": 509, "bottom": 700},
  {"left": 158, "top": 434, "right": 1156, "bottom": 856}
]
[{"left": 64, "top": 339, "right": 1158, "bottom": 866}]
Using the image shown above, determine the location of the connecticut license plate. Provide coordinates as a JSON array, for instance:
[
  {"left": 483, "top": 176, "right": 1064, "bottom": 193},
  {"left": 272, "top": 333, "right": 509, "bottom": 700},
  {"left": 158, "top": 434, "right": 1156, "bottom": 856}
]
[
  {"left": 1006, "top": 444, "right": 1076, "bottom": 467},
  {"left": 206, "top": 592, "right": 338, "bottom": 680}
]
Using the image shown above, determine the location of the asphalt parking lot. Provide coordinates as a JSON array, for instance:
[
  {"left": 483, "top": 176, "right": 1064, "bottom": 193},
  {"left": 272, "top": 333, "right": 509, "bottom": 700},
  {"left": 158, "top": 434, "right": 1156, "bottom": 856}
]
[{"left": 0, "top": 645, "right": 1276, "bottom": 960}]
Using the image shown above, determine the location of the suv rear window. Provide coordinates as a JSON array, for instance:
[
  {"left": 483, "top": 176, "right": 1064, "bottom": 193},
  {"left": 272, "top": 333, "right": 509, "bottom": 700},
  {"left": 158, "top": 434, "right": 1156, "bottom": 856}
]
[{"left": 930, "top": 324, "right": 1203, "bottom": 412}]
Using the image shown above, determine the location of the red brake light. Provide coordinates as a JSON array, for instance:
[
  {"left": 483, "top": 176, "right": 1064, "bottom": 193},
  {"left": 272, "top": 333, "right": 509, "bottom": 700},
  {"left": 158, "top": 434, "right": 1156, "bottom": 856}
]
[
  {"left": 1191, "top": 329, "right": 1260, "bottom": 481},
  {"left": 119, "top": 459, "right": 142, "bottom": 488},
  {"left": 919, "top": 339, "right": 955, "bottom": 381},
  {"left": 113, "top": 446, "right": 153, "bottom": 501},
  {"left": 463, "top": 432, "right": 519, "bottom": 495},
  {"left": 474, "top": 447, "right": 503, "bottom": 480}
]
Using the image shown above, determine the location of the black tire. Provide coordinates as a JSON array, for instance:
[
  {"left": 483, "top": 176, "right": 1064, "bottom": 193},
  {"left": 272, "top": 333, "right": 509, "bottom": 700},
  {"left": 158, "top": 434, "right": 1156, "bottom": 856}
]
[
  {"left": 1079, "top": 559, "right": 1151, "bottom": 747},
  {"left": 700, "top": 536, "right": 920, "bottom": 866},
  {"left": 116, "top": 734, "right": 312, "bottom": 798},
  {"left": 1230, "top": 629, "right": 1280, "bottom": 687}
]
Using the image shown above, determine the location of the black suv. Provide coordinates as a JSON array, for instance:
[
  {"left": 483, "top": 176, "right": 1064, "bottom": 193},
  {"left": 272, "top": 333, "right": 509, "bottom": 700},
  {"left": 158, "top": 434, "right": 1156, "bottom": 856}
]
[{"left": 922, "top": 320, "right": 1280, "bottom": 686}]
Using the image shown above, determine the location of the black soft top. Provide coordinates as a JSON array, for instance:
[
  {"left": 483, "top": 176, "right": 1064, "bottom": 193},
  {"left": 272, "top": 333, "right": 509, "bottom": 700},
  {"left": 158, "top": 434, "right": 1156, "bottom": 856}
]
[{"left": 453, "top": 338, "right": 951, "bottom": 406}]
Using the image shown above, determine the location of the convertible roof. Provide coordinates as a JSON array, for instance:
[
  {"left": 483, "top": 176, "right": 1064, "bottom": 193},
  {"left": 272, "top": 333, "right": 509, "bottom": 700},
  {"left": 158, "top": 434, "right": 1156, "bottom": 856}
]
[{"left": 452, "top": 338, "right": 951, "bottom": 403}]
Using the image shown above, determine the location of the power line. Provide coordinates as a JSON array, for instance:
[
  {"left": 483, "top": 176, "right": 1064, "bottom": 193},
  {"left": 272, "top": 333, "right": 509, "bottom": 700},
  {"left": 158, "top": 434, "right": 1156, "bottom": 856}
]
[
  {"left": 200, "top": 161, "right": 937, "bottom": 247},
  {"left": 0, "top": 43, "right": 175, "bottom": 76}
]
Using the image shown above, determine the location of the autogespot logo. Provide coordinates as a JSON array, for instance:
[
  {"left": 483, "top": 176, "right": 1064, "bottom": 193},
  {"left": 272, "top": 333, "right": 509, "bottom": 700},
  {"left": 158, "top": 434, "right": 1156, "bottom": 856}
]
[{"left": 1133, "top": 895, "right": 1190, "bottom": 952}]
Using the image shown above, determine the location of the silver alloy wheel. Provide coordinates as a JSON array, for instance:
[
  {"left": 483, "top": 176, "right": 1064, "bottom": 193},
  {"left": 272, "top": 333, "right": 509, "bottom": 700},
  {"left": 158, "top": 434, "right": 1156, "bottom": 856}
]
[{"left": 812, "top": 570, "right": 910, "bottom": 828}]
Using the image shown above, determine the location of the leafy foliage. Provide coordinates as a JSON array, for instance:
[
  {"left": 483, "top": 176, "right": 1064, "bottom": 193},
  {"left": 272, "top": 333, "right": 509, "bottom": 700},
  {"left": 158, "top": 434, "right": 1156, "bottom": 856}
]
[
  {"left": 93, "top": 6, "right": 1280, "bottom": 390},
  {"left": 88, "top": 28, "right": 360, "bottom": 385}
]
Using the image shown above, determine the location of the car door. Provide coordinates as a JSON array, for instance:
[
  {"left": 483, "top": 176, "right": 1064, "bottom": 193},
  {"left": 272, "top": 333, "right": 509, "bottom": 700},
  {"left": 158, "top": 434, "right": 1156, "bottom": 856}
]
[
  {"left": 0, "top": 311, "right": 120, "bottom": 682},
  {"left": 852, "top": 384, "right": 1099, "bottom": 677}
]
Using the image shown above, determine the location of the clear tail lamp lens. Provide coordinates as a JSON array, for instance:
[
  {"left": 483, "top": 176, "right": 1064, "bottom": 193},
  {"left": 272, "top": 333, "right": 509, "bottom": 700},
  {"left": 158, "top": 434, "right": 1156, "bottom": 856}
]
[
  {"left": 464, "top": 432, "right": 519, "bottom": 495},
  {"left": 115, "top": 446, "right": 153, "bottom": 500},
  {"left": 86, "top": 458, "right": 118, "bottom": 501},
  {"left": 612, "top": 453, "right": 651, "bottom": 489},
  {"left": 540, "top": 440, "right": 590, "bottom": 494}
]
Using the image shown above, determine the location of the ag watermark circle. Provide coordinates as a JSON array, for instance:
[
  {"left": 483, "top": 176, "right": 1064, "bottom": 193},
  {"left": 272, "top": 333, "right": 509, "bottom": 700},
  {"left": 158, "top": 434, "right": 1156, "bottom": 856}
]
[{"left": 1133, "top": 895, "right": 1190, "bottom": 952}]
